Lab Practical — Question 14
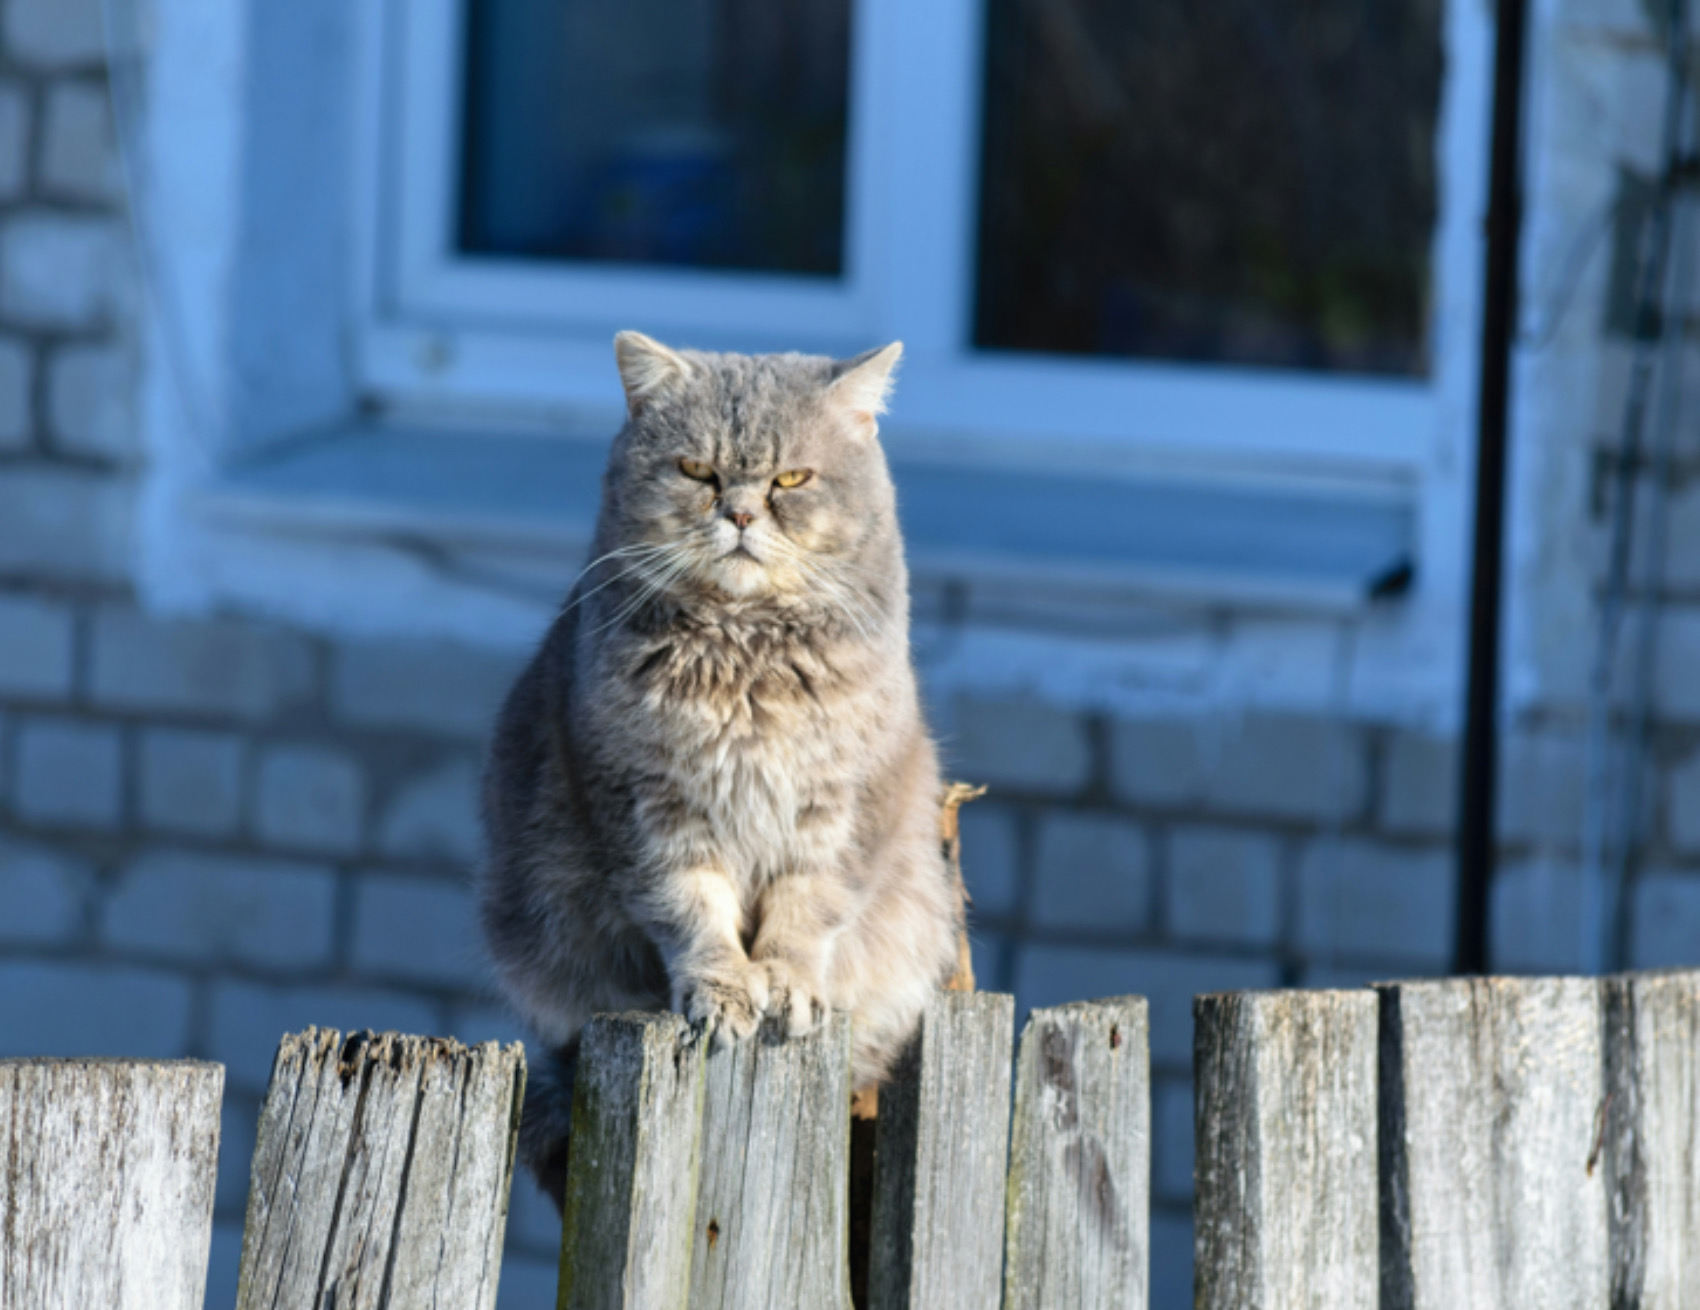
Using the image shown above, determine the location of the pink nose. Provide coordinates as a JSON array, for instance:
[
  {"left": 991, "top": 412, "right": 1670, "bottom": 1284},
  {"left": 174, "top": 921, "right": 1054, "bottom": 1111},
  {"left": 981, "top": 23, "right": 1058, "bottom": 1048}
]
[{"left": 728, "top": 511, "right": 754, "bottom": 530}]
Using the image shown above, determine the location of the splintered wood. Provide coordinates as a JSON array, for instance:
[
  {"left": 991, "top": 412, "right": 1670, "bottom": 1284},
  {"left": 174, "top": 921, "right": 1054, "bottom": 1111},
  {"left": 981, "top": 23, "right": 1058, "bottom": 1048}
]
[
  {"left": 0, "top": 1058, "right": 223, "bottom": 1310},
  {"left": 689, "top": 1014, "right": 854, "bottom": 1310},
  {"left": 1377, "top": 977, "right": 1608, "bottom": 1310},
  {"left": 559, "top": 1013, "right": 707, "bottom": 1310},
  {"left": 1003, "top": 998, "right": 1150, "bottom": 1310},
  {"left": 234, "top": 1028, "right": 525, "bottom": 1310},
  {"left": 1194, "top": 989, "right": 1377, "bottom": 1310},
  {"left": 1604, "top": 969, "right": 1700, "bottom": 1310},
  {"left": 869, "top": 992, "right": 1015, "bottom": 1310}
]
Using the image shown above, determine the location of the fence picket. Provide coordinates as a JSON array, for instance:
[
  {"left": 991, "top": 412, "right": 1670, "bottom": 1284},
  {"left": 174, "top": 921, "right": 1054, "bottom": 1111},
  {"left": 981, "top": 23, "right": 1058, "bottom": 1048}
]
[
  {"left": 0, "top": 1058, "right": 222, "bottom": 1310},
  {"left": 868, "top": 991, "right": 1015, "bottom": 1310},
  {"left": 234, "top": 1028, "right": 524, "bottom": 1310},
  {"left": 688, "top": 1014, "right": 854, "bottom": 1310},
  {"left": 1376, "top": 977, "right": 1607, "bottom": 1310},
  {"left": 559, "top": 1012, "right": 707, "bottom": 1310},
  {"left": 1193, "top": 989, "right": 1377, "bottom": 1310},
  {"left": 1604, "top": 969, "right": 1700, "bottom": 1310},
  {"left": 1003, "top": 997, "right": 1150, "bottom": 1310}
]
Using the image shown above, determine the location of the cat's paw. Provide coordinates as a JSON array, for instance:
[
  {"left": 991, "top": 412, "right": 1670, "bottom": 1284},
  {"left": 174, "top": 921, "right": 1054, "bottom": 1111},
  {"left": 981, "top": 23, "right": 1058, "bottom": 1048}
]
[
  {"left": 757, "top": 959, "right": 829, "bottom": 1039},
  {"left": 683, "top": 962, "right": 770, "bottom": 1047}
]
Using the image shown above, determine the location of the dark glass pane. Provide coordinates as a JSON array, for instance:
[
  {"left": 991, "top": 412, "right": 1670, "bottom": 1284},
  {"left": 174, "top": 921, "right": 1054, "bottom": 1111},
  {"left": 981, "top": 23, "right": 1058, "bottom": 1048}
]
[
  {"left": 974, "top": 0, "right": 1443, "bottom": 376},
  {"left": 459, "top": 0, "right": 852, "bottom": 276}
]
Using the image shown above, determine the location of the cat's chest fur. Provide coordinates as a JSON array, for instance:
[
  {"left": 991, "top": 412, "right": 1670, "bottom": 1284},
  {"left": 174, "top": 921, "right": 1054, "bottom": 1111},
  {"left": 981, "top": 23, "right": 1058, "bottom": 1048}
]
[{"left": 606, "top": 620, "right": 874, "bottom": 875}]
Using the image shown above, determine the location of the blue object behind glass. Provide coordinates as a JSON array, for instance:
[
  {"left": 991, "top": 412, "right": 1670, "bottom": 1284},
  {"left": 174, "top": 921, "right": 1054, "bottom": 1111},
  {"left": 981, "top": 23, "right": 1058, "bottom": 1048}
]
[{"left": 458, "top": 0, "right": 852, "bottom": 277}]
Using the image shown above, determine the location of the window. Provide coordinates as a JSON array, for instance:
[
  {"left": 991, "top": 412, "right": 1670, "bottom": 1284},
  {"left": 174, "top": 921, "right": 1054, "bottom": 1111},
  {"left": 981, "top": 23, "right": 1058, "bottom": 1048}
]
[
  {"left": 359, "top": 0, "right": 1485, "bottom": 472},
  {"left": 974, "top": 0, "right": 1442, "bottom": 376},
  {"left": 459, "top": 0, "right": 853, "bottom": 277}
]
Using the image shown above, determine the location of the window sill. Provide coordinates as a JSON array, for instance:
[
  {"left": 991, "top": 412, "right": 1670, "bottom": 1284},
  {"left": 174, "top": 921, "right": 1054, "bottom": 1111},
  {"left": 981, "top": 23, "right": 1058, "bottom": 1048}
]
[{"left": 179, "top": 424, "right": 1415, "bottom": 645}]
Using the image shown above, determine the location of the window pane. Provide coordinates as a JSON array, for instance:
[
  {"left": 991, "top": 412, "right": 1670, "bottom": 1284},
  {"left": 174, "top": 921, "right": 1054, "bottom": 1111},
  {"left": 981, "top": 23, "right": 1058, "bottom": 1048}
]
[
  {"left": 974, "top": 0, "right": 1442, "bottom": 376},
  {"left": 458, "top": 0, "right": 852, "bottom": 276}
]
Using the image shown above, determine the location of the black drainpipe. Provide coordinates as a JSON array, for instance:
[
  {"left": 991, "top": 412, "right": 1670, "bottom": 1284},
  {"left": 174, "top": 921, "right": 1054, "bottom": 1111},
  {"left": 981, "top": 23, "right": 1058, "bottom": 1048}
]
[{"left": 1455, "top": 0, "right": 1531, "bottom": 974}]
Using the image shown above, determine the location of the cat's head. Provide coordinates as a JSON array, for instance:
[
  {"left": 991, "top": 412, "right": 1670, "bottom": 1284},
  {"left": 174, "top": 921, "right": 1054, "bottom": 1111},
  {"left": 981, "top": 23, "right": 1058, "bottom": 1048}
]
[{"left": 598, "top": 332, "right": 904, "bottom": 605}]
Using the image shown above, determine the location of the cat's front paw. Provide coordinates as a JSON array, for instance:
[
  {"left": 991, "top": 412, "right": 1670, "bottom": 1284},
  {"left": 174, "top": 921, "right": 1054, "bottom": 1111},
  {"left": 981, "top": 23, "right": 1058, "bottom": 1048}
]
[
  {"left": 758, "top": 959, "right": 829, "bottom": 1039},
  {"left": 682, "top": 962, "right": 770, "bottom": 1047}
]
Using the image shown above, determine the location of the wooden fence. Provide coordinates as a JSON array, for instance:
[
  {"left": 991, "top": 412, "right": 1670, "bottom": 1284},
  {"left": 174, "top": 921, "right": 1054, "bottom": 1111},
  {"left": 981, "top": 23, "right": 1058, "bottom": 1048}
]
[{"left": 2, "top": 971, "right": 1697, "bottom": 1308}]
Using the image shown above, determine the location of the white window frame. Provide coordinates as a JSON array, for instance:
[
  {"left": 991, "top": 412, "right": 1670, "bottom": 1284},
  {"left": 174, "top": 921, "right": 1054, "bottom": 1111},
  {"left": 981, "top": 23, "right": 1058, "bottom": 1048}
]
[{"left": 353, "top": 0, "right": 1492, "bottom": 478}]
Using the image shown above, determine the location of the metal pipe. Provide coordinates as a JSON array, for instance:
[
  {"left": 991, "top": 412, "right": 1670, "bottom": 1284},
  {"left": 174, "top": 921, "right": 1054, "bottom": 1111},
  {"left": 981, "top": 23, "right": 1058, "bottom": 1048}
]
[{"left": 1454, "top": 0, "right": 1531, "bottom": 975}]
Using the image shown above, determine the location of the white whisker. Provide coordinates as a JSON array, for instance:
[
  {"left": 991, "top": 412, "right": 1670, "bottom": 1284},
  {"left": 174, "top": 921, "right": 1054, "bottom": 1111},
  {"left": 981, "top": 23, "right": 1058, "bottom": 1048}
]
[
  {"left": 558, "top": 542, "right": 676, "bottom": 613},
  {"left": 589, "top": 548, "right": 698, "bottom": 635}
]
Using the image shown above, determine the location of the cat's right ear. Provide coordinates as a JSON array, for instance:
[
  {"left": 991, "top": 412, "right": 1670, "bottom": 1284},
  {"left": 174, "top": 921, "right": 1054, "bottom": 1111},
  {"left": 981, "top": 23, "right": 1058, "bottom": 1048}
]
[{"left": 614, "top": 331, "right": 693, "bottom": 415}]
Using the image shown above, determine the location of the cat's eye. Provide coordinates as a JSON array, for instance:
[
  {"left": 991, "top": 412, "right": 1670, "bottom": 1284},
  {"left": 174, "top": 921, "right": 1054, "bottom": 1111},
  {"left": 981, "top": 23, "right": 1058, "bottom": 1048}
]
[
  {"left": 773, "top": 469, "right": 813, "bottom": 489},
  {"left": 678, "top": 458, "right": 716, "bottom": 482}
]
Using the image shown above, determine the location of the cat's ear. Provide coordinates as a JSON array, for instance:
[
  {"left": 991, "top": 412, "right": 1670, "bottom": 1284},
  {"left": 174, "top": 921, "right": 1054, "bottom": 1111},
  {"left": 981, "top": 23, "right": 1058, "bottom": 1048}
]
[
  {"left": 828, "top": 342, "right": 903, "bottom": 428},
  {"left": 614, "top": 331, "right": 694, "bottom": 414}
]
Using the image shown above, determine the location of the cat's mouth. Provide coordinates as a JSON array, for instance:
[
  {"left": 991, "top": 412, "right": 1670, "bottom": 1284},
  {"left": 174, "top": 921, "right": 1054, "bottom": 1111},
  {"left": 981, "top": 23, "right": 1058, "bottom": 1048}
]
[{"left": 721, "top": 543, "right": 761, "bottom": 563}]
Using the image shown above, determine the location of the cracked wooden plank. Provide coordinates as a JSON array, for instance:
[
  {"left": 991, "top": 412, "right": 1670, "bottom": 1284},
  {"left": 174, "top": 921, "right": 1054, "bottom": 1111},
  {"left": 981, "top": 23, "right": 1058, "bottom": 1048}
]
[
  {"left": 1194, "top": 989, "right": 1377, "bottom": 1310},
  {"left": 559, "top": 1012, "right": 707, "bottom": 1310},
  {"left": 0, "top": 1058, "right": 223, "bottom": 1310},
  {"left": 1003, "top": 998, "right": 1149, "bottom": 1310},
  {"left": 234, "top": 1028, "right": 525, "bottom": 1310},
  {"left": 1604, "top": 969, "right": 1700, "bottom": 1310},
  {"left": 868, "top": 991, "right": 1014, "bottom": 1310},
  {"left": 1377, "top": 977, "right": 1606, "bottom": 1310},
  {"left": 688, "top": 1014, "right": 853, "bottom": 1310}
]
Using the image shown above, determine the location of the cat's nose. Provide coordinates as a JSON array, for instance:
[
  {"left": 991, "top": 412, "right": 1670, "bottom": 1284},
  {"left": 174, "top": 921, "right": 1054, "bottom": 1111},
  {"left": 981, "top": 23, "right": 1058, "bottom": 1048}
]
[{"left": 727, "top": 510, "right": 755, "bottom": 530}]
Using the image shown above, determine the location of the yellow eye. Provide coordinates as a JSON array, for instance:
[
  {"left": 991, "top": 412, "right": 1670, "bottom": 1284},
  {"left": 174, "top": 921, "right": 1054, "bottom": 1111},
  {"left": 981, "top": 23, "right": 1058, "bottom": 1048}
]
[
  {"left": 678, "top": 458, "right": 716, "bottom": 482},
  {"left": 773, "top": 469, "right": 812, "bottom": 489}
]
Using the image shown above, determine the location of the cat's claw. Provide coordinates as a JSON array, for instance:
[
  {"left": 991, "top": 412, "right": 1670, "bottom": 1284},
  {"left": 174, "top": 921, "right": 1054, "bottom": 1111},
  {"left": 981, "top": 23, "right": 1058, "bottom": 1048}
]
[
  {"left": 684, "top": 966, "right": 769, "bottom": 1047},
  {"left": 758, "top": 961, "right": 829, "bottom": 1039}
]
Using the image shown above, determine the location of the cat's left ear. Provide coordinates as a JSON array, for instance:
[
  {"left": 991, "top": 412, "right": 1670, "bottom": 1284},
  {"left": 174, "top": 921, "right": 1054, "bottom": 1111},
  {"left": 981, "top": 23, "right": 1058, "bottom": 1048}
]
[
  {"left": 828, "top": 342, "right": 903, "bottom": 429},
  {"left": 614, "top": 330, "right": 694, "bottom": 415}
]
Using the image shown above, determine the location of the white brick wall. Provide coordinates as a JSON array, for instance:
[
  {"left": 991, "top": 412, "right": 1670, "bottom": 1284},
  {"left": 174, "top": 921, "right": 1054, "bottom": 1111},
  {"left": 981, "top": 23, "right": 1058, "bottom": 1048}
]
[
  {"left": 951, "top": 696, "right": 1093, "bottom": 796},
  {"left": 0, "top": 593, "right": 75, "bottom": 697},
  {"left": 41, "top": 79, "right": 117, "bottom": 201},
  {"left": 0, "top": 465, "right": 131, "bottom": 579},
  {"left": 103, "top": 849, "right": 339, "bottom": 969},
  {"left": 0, "top": 336, "right": 32, "bottom": 448},
  {"left": 90, "top": 607, "right": 316, "bottom": 720},
  {"left": 1164, "top": 826, "right": 1281, "bottom": 948},
  {"left": 254, "top": 744, "right": 366, "bottom": 855},
  {"left": 0, "top": 213, "right": 122, "bottom": 327},
  {"left": 13, "top": 714, "right": 122, "bottom": 826},
  {"left": 1031, "top": 813, "right": 1152, "bottom": 931}
]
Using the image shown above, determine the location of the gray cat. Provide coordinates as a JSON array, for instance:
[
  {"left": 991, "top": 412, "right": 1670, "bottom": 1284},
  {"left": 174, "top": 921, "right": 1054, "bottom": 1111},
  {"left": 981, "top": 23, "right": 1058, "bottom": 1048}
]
[{"left": 480, "top": 332, "right": 963, "bottom": 1201}]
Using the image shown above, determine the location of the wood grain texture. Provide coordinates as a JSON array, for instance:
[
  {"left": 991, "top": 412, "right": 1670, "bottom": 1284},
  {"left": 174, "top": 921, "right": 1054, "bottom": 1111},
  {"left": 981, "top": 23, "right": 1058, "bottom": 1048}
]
[
  {"left": 1604, "top": 969, "right": 1700, "bottom": 1310},
  {"left": 940, "top": 781, "right": 985, "bottom": 995},
  {"left": 868, "top": 992, "right": 1014, "bottom": 1310},
  {"left": 1194, "top": 989, "right": 1377, "bottom": 1310},
  {"left": 1004, "top": 997, "right": 1149, "bottom": 1310},
  {"left": 560, "top": 1013, "right": 707, "bottom": 1310},
  {"left": 1377, "top": 977, "right": 1607, "bottom": 1310},
  {"left": 0, "top": 1058, "right": 223, "bottom": 1310},
  {"left": 235, "top": 1028, "right": 525, "bottom": 1310},
  {"left": 688, "top": 1014, "right": 853, "bottom": 1310}
]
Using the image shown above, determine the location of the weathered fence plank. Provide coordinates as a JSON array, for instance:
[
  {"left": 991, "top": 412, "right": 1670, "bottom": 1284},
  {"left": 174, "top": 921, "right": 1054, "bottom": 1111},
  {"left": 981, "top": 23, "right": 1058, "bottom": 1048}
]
[
  {"left": 1004, "top": 997, "right": 1150, "bottom": 1310},
  {"left": 235, "top": 1028, "right": 524, "bottom": 1310},
  {"left": 560, "top": 1013, "right": 708, "bottom": 1310},
  {"left": 0, "top": 1058, "right": 222, "bottom": 1310},
  {"left": 1604, "top": 969, "right": 1700, "bottom": 1310},
  {"left": 868, "top": 991, "right": 1015, "bottom": 1310},
  {"left": 1194, "top": 989, "right": 1377, "bottom": 1310},
  {"left": 1377, "top": 977, "right": 1607, "bottom": 1310},
  {"left": 688, "top": 1014, "right": 853, "bottom": 1310}
]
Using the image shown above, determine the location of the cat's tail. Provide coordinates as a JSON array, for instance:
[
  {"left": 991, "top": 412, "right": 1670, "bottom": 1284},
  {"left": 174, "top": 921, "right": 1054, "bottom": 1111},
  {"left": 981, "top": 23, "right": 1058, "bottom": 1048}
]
[{"left": 518, "top": 1041, "right": 578, "bottom": 1213}]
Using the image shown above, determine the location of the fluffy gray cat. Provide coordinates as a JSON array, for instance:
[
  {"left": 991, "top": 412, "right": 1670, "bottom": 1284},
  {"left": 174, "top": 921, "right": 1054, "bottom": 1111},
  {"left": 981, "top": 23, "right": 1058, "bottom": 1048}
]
[{"left": 480, "top": 331, "right": 963, "bottom": 1201}]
